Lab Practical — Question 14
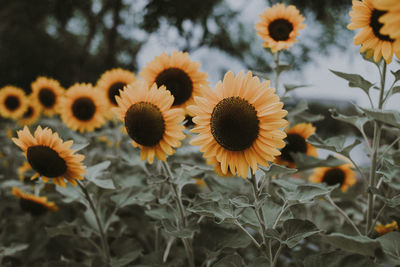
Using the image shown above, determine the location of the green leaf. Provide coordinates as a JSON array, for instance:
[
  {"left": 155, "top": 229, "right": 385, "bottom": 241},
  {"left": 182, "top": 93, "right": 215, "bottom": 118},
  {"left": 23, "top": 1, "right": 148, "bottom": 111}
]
[
  {"left": 391, "top": 69, "right": 400, "bottom": 82},
  {"left": 45, "top": 220, "right": 91, "bottom": 238},
  {"left": 259, "top": 163, "right": 297, "bottom": 176},
  {"left": 377, "top": 159, "right": 400, "bottom": 190},
  {"left": 161, "top": 219, "right": 198, "bottom": 238},
  {"left": 322, "top": 232, "right": 383, "bottom": 257},
  {"left": 330, "top": 109, "right": 368, "bottom": 135},
  {"left": 276, "top": 64, "right": 292, "bottom": 74},
  {"left": 111, "top": 188, "right": 156, "bottom": 207},
  {"left": 145, "top": 205, "right": 176, "bottom": 221},
  {"left": 284, "top": 84, "right": 309, "bottom": 92},
  {"left": 262, "top": 197, "right": 293, "bottom": 228},
  {"left": 376, "top": 194, "right": 400, "bottom": 208},
  {"left": 214, "top": 254, "right": 243, "bottom": 267},
  {"left": 307, "top": 135, "right": 361, "bottom": 158},
  {"left": 229, "top": 195, "right": 253, "bottom": 208},
  {"left": 360, "top": 107, "right": 400, "bottom": 128},
  {"left": 253, "top": 257, "right": 271, "bottom": 267},
  {"left": 252, "top": 70, "right": 270, "bottom": 81},
  {"left": 285, "top": 183, "right": 337, "bottom": 204},
  {"left": 187, "top": 201, "right": 236, "bottom": 223},
  {"left": 0, "top": 243, "right": 29, "bottom": 257},
  {"left": 330, "top": 70, "right": 373, "bottom": 94},
  {"left": 304, "top": 250, "right": 379, "bottom": 267},
  {"left": 283, "top": 219, "right": 321, "bottom": 248},
  {"left": 85, "top": 161, "right": 115, "bottom": 189},
  {"left": 377, "top": 232, "right": 400, "bottom": 265},
  {"left": 111, "top": 250, "right": 142, "bottom": 267},
  {"left": 293, "top": 154, "right": 346, "bottom": 171},
  {"left": 391, "top": 86, "right": 400, "bottom": 95},
  {"left": 70, "top": 143, "right": 89, "bottom": 152}
]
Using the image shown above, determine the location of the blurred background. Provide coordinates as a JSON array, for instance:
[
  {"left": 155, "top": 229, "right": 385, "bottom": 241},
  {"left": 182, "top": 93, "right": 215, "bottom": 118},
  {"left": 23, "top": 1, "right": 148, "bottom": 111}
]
[{"left": 0, "top": 0, "right": 399, "bottom": 143}]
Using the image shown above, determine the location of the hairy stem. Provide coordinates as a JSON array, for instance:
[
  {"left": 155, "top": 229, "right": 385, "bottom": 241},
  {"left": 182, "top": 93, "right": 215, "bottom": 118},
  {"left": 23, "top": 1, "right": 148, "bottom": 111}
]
[
  {"left": 77, "top": 181, "right": 110, "bottom": 265},
  {"left": 366, "top": 61, "right": 386, "bottom": 235},
  {"left": 326, "top": 196, "right": 362, "bottom": 236},
  {"left": 162, "top": 161, "right": 195, "bottom": 267}
]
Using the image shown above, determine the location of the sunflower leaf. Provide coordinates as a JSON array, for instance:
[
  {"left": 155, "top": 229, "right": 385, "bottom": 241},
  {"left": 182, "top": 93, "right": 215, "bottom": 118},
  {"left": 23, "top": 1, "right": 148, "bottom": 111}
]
[
  {"left": 70, "top": 143, "right": 89, "bottom": 152},
  {"left": 214, "top": 254, "right": 244, "bottom": 267},
  {"left": 283, "top": 219, "right": 321, "bottom": 248},
  {"left": 359, "top": 107, "right": 400, "bottom": 128},
  {"left": 252, "top": 70, "right": 270, "bottom": 81},
  {"left": 330, "top": 108, "right": 369, "bottom": 135},
  {"left": 276, "top": 64, "right": 292, "bottom": 74},
  {"left": 85, "top": 161, "right": 115, "bottom": 189},
  {"left": 377, "top": 159, "right": 400, "bottom": 190},
  {"left": 391, "top": 86, "right": 400, "bottom": 95},
  {"left": 330, "top": 70, "right": 374, "bottom": 95},
  {"left": 187, "top": 200, "right": 237, "bottom": 224},
  {"left": 322, "top": 232, "right": 383, "bottom": 257},
  {"left": 286, "top": 183, "right": 338, "bottom": 204},
  {"left": 284, "top": 84, "right": 310, "bottom": 92},
  {"left": 377, "top": 232, "right": 400, "bottom": 265},
  {"left": 259, "top": 163, "right": 297, "bottom": 176},
  {"left": 391, "top": 70, "right": 400, "bottom": 82},
  {"left": 375, "top": 194, "right": 400, "bottom": 208},
  {"left": 307, "top": 135, "right": 362, "bottom": 158},
  {"left": 0, "top": 243, "right": 29, "bottom": 257},
  {"left": 292, "top": 153, "right": 346, "bottom": 171},
  {"left": 304, "top": 250, "right": 379, "bottom": 267}
]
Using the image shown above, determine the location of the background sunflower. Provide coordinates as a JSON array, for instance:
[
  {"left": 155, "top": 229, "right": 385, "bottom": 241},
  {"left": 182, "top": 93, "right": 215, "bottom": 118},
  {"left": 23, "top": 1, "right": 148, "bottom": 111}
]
[
  {"left": 96, "top": 68, "right": 137, "bottom": 113},
  {"left": 31, "top": 76, "right": 64, "bottom": 116},
  {"left": 113, "top": 81, "right": 186, "bottom": 164},
  {"left": 309, "top": 162, "right": 357, "bottom": 192},
  {"left": 60, "top": 83, "right": 107, "bottom": 133},
  {"left": 12, "top": 187, "right": 58, "bottom": 216},
  {"left": 17, "top": 96, "right": 41, "bottom": 126},
  {"left": 139, "top": 51, "right": 209, "bottom": 114},
  {"left": 0, "top": 85, "right": 28, "bottom": 120},
  {"left": 12, "top": 126, "right": 86, "bottom": 187},
  {"left": 347, "top": 0, "right": 400, "bottom": 63},
  {"left": 256, "top": 3, "right": 306, "bottom": 52},
  {"left": 275, "top": 123, "right": 317, "bottom": 168}
]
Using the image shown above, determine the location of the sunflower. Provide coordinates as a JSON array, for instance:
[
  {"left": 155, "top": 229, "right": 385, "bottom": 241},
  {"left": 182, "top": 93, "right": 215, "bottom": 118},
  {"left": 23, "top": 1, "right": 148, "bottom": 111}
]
[
  {"left": 31, "top": 77, "right": 64, "bottom": 116},
  {"left": 113, "top": 81, "right": 186, "bottom": 164},
  {"left": 60, "top": 83, "right": 107, "bottom": 133},
  {"left": 139, "top": 51, "right": 209, "bottom": 113},
  {"left": 0, "top": 86, "right": 28, "bottom": 119},
  {"left": 96, "top": 68, "right": 137, "bottom": 111},
  {"left": 256, "top": 3, "right": 306, "bottom": 53},
  {"left": 374, "top": 220, "right": 398, "bottom": 236},
  {"left": 275, "top": 123, "right": 317, "bottom": 168},
  {"left": 309, "top": 163, "right": 357, "bottom": 192},
  {"left": 18, "top": 96, "right": 41, "bottom": 126},
  {"left": 347, "top": 0, "right": 400, "bottom": 63},
  {"left": 189, "top": 71, "right": 288, "bottom": 178},
  {"left": 12, "top": 187, "right": 58, "bottom": 216},
  {"left": 12, "top": 126, "right": 86, "bottom": 187},
  {"left": 375, "top": 0, "right": 400, "bottom": 47}
]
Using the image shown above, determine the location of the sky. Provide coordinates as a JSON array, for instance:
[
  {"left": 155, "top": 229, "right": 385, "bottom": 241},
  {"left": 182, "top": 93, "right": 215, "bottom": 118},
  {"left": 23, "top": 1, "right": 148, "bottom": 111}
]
[{"left": 136, "top": 0, "right": 400, "bottom": 110}]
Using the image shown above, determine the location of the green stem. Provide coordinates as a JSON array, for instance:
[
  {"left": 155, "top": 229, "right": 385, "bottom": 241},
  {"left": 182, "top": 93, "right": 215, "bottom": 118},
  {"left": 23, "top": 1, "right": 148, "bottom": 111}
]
[
  {"left": 234, "top": 220, "right": 261, "bottom": 249},
  {"left": 162, "top": 161, "right": 195, "bottom": 267},
  {"left": 326, "top": 196, "right": 362, "bottom": 236},
  {"left": 249, "top": 174, "right": 272, "bottom": 261},
  {"left": 77, "top": 181, "right": 110, "bottom": 265},
  {"left": 366, "top": 61, "right": 386, "bottom": 235},
  {"left": 271, "top": 243, "right": 283, "bottom": 267},
  {"left": 274, "top": 51, "right": 281, "bottom": 92},
  {"left": 272, "top": 202, "right": 288, "bottom": 229},
  {"left": 368, "top": 204, "right": 386, "bottom": 235}
]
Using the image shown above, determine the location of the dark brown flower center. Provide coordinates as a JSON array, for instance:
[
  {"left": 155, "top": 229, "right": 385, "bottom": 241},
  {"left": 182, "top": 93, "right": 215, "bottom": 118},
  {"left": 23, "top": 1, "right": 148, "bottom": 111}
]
[
  {"left": 211, "top": 97, "right": 259, "bottom": 151},
  {"left": 280, "top": 133, "right": 307, "bottom": 163},
  {"left": 124, "top": 102, "right": 165, "bottom": 146},
  {"left": 370, "top": 9, "right": 393, "bottom": 42},
  {"left": 322, "top": 168, "right": 346, "bottom": 187},
  {"left": 4, "top": 95, "right": 20, "bottom": 111},
  {"left": 27, "top": 145, "right": 67, "bottom": 177},
  {"left": 268, "top": 19, "right": 293, "bottom": 41},
  {"left": 22, "top": 106, "right": 34, "bottom": 119},
  {"left": 155, "top": 68, "right": 193, "bottom": 106},
  {"left": 108, "top": 82, "right": 126, "bottom": 106},
  {"left": 20, "top": 198, "right": 48, "bottom": 216},
  {"left": 72, "top": 97, "right": 96, "bottom": 121},
  {"left": 38, "top": 88, "right": 56, "bottom": 108}
]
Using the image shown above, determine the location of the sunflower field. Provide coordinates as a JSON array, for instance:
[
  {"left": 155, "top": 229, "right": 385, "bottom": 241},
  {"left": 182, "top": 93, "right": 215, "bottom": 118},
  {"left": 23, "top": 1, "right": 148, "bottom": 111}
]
[{"left": 1, "top": 0, "right": 400, "bottom": 266}]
